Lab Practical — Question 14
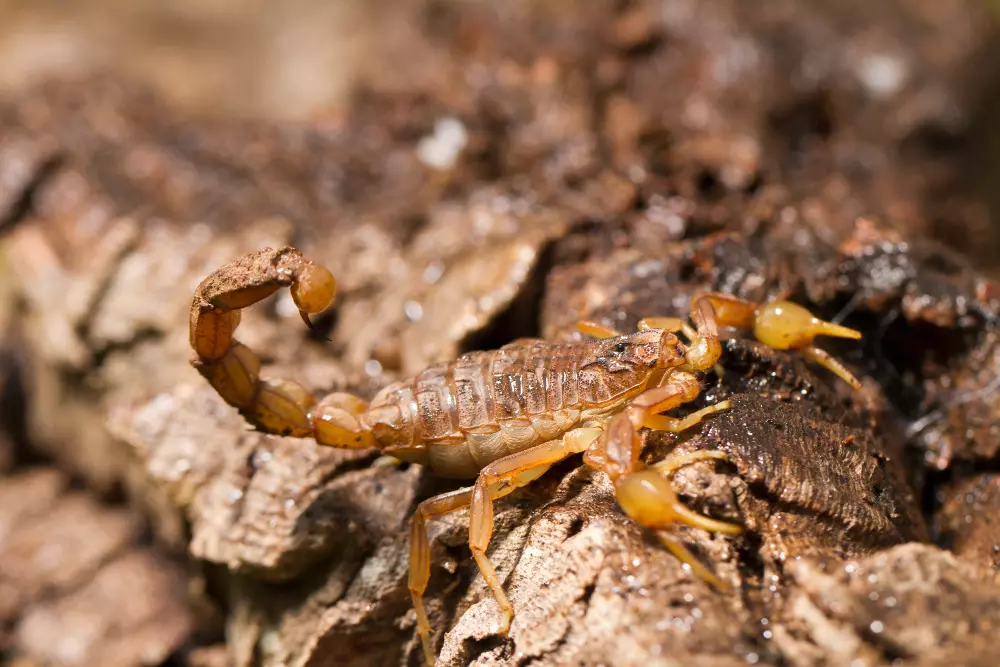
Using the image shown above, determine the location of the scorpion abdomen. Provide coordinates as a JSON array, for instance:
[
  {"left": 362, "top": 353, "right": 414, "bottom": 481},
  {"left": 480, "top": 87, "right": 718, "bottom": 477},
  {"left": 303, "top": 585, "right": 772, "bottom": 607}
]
[{"left": 369, "top": 334, "right": 669, "bottom": 478}]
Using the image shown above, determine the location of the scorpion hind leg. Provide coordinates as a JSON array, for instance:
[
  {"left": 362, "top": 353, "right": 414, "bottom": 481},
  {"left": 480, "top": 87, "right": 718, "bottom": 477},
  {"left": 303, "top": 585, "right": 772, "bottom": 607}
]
[
  {"left": 406, "top": 427, "right": 601, "bottom": 665},
  {"left": 468, "top": 428, "right": 604, "bottom": 633},
  {"left": 409, "top": 487, "right": 476, "bottom": 667}
]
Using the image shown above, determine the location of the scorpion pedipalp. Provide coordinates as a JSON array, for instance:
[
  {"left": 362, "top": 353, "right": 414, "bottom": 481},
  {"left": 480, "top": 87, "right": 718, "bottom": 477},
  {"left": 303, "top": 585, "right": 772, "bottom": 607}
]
[
  {"left": 691, "top": 292, "right": 864, "bottom": 390},
  {"left": 583, "top": 372, "right": 740, "bottom": 589}
]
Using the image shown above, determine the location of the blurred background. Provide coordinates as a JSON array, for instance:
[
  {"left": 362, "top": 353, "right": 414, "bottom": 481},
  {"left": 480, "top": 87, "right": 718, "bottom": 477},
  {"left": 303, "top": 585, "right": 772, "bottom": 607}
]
[
  {"left": 0, "top": 0, "right": 425, "bottom": 120},
  {"left": 2, "top": 0, "right": 1000, "bottom": 264}
]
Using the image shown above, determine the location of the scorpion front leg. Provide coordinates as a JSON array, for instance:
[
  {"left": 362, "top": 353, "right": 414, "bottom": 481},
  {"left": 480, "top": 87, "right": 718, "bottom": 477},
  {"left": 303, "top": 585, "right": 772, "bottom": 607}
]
[
  {"left": 189, "top": 247, "right": 375, "bottom": 448},
  {"left": 585, "top": 371, "right": 740, "bottom": 589}
]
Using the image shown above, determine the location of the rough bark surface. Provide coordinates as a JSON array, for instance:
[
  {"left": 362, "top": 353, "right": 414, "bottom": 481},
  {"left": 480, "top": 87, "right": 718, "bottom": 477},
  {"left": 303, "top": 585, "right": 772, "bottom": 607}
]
[{"left": 1, "top": 1, "right": 999, "bottom": 667}]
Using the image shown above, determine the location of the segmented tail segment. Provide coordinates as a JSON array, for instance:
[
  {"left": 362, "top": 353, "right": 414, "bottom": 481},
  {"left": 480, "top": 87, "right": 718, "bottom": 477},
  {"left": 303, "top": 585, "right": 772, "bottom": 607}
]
[{"left": 189, "top": 247, "right": 375, "bottom": 448}]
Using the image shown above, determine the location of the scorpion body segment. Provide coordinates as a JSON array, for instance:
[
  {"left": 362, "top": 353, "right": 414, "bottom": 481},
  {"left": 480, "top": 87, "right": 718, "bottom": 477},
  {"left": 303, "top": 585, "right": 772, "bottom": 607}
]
[
  {"left": 189, "top": 247, "right": 864, "bottom": 666},
  {"left": 369, "top": 331, "right": 690, "bottom": 478}
]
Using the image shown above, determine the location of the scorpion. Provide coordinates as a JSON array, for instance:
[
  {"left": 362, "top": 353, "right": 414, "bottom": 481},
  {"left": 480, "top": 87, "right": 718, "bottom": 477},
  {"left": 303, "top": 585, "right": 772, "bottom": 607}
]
[{"left": 189, "top": 247, "right": 863, "bottom": 665}]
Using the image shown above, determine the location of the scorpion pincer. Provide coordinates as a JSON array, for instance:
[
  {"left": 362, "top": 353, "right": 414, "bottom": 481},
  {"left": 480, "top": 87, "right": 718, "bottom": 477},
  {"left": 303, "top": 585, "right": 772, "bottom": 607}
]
[{"left": 189, "top": 247, "right": 863, "bottom": 665}]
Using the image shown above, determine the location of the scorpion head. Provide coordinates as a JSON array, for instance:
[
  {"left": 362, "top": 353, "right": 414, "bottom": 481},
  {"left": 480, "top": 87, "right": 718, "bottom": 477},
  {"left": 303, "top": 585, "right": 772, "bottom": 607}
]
[
  {"left": 579, "top": 330, "right": 686, "bottom": 404},
  {"left": 603, "top": 330, "right": 673, "bottom": 372}
]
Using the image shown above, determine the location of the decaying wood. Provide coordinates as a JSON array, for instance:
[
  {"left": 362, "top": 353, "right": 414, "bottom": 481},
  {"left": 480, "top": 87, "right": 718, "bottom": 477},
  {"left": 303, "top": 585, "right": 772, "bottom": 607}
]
[{"left": 1, "top": 1, "right": 1000, "bottom": 666}]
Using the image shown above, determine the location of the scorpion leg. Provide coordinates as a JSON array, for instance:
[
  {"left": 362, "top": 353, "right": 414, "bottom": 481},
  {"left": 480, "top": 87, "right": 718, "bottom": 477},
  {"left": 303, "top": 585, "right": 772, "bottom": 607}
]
[
  {"left": 576, "top": 320, "right": 623, "bottom": 338},
  {"left": 408, "top": 426, "right": 602, "bottom": 662},
  {"left": 468, "top": 427, "right": 604, "bottom": 634},
  {"left": 585, "top": 372, "right": 739, "bottom": 588},
  {"left": 695, "top": 292, "right": 863, "bottom": 389},
  {"left": 409, "top": 487, "right": 475, "bottom": 667},
  {"left": 638, "top": 316, "right": 689, "bottom": 336},
  {"left": 190, "top": 247, "right": 379, "bottom": 448},
  {"left": 624, "top": 370, "right": 731, "bottom": 434}
]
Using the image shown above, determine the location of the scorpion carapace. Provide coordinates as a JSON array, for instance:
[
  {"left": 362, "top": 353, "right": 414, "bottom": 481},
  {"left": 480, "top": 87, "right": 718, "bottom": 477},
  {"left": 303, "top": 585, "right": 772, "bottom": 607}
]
[{"left": 189, "top": 247, "right": 864, "bottom": 665}]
